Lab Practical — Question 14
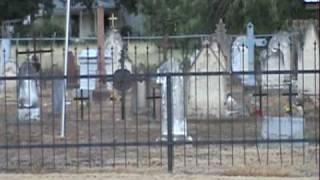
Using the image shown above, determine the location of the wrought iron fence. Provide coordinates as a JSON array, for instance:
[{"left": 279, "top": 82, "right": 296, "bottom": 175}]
[{"left": 0, "top": 35, "right": 319, "bottom": 174}]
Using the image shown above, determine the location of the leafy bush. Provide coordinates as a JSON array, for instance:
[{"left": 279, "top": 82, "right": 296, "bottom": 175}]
[{"left": 14, "top": 18, "right": 65, "bottom": 37}]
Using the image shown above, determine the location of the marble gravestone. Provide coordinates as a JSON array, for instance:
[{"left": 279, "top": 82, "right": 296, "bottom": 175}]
[
  {"left": 17, "top": 61, "right": 40, "bottom": 121},
  {"left": 232, "top": 23, "right": 267, "bottom": 86},
  {"left": 297, "top": 23, "right": 319, "bottom": 97},
  {"left": 1, "top": 39, "right": 11, "bottom": 64},
  {"left": 261, "top": 116, "right": 304, "bottom": 140},
  {"left": 53, "top": 67, "right": 64, "bottom": 115},
  {"left": 78, "top": 29, "right": 132, "bottom": 93},
  {"left": 261, "top": 32, "right": 292, "bottom": 89},
  {"left": 0, "top": 51, "right": 3, "bottom": 93},
  {"left": 188, "top": 40, "right": 229, "bottom": 119},
  {"left": 4, "top": 62, "right": 17, "bottom": 92},
  {"left": 157, "top": 60, "right": 191, "bottom": 141},
  {"left": 131, "top": 68, "right": 147, "bottom": 114},
  {"left": 231, "top": 36, "right": 249, "bottom": 82}
]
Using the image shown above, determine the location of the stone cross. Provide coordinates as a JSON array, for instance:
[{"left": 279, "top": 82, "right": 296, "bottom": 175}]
[
  {"left": 108, "top": 13, "right": 118, "bottom": 29},
  {"left": 240, "top": 22, "right": 267, "bottom": 86}
]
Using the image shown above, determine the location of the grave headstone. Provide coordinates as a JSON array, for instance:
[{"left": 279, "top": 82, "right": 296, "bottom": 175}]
[
  {"left": 53, "top": 67, "right": 64, "bottom": 115},
  {"left": 67, "top": 51, "right": 79, "bottom": 89},
  {"left": 261, "top": 116, "right": 304, "bottom": 140},
  {"left": 261, "top": 32, "right": 292, "bottom": 89},
  {"left": 297, "top": 23, "right": 319, "bottom": 97},
  {"left": 131, "top": 68, "right": 147, "bottom": 114},
  {"left": 157, "top": 59, "right": 191, "bottom": 141},
  {"left": 1, "top": 38, "right": 11, "bottom": 64},
  {"left": 231, "top": 36, "right": 249, "bottom": 82},
  {"left": 78, "top": 30, "right": 131, "bottom": 93},
  {"left": 4, "top": 62, "right": 17, "bottom": 92},
  {"left": 188, "top": 40, "right": 229, "bottom": 119},
  {"left": 17, "top": 61, "right": 40, "bottom": 121},
  {"left": 232, "top": 23, "right": 267, "bottom": 86}
]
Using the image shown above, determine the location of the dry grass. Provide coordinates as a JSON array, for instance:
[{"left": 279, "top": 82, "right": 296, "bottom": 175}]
[{"left": 222, "top": 166, "right": 290, "bottom": 177}]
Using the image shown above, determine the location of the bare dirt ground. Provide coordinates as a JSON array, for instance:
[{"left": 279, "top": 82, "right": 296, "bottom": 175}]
[
  {"left": 0, "top": 92, "right": 319, "bottom": 177},
  {"left": 0, "top": 173, "right": 318, "bottom": 180}
]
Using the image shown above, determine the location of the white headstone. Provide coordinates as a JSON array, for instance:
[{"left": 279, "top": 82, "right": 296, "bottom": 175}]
[
  {"left": 261, "top": 116, "right": 304, "bottom": 140},
  {"left": 17, "top": 61, "right": 40, "bottom": 121},
  {"left": 131, "top": 79, "right": 147, "bottom": 114},
  {"left": 232, "top": 36, "right": 249, "bottom": 83},
  {"left": 0, "top": 39, "right": 11, "bottom": 92},
  {"left": 1, "top": 38, "right": 11, "bottom": 63},
  {"left": 261, "top": 32, "right": 292, "bottom": 89},
  {"left": 78, "top": 30, "right": 131, "bottom": 92},
  {"left": 157, "top": 60, "right": 190, "bottom": 141},
  {"left": 188, "top": 41, "right": 229, "bottom": 119},
  {"left": 3, "top": 62, "right": 17, "bottom": 91},
  {"left": 297, "top": 23, "right": 319, "bottom": 97}
]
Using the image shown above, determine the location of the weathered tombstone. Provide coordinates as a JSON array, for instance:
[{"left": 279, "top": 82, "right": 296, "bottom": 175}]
[
  {"left": 261, "top": 116, "right": 304, "bottom": 140},
  {"left": 0, "top": 50, "right": 3, "bottom": 93},
  {"left": 232, "top": 23, "right": 267, "bottom": 86},
  {"left": 3, "top": 62, "right": 17, "bottom": 92},
  {"left": 17, "top": 61, "right": 40, "bottom": 121},
  {"left": 188, "top": 40, "right": 229, "bottom": 119},
  {"left": 157, "top": 60, "right": 191, "bottom": 141},
  {"left": 1, "top": 38, "right": 11, "bottom": 64},
  {"left": 53, "top": 67, "right": 64, "bottom": 115},
  {"left": 297, "top": 23, "right": 319, "bottom": 97},
  {"left": 231, "top": 36, "right": 249, "bottom": 82},
  {"left": 67, "top": 51, "right": 79, "bottom": 89},
  {"left": 131, "top": 69, "right": 147, "bottom": 114},
  {"left": 261, "top": 32, "right": 292, "bottom": 89},
  {"left": 78, "top": 29, "right": 131, "bottom": 93}
]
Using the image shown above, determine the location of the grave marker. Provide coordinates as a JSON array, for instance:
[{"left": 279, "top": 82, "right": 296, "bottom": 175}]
[
  {"left": 17, "top": 61, "right": 40, "bottom": 121},
  {"left": 157, "top": 60, "right": 191, "bottom": 141},
  {"left": 233, "top": 23, "right": 267, "bottom": 86}
]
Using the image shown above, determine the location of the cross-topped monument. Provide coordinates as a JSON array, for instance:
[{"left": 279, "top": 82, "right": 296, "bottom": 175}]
[
  {"left": 108, "top": 13, "right": 118, "bottom": 29},
  {"left": 240, "top": 22, "right": 267, "bottom": 86}
]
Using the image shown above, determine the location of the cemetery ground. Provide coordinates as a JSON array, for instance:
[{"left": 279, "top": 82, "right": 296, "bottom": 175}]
[
  {"left": 0, "top": 85, "right": 319, "bottom": 177},
  {"left": 1, "top": 38, "right": 319, "bottom": 178}
]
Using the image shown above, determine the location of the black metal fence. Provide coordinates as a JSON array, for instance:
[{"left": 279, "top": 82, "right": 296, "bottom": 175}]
[{"left": 0, "top": 36, "right": 319, "bottom": 174}]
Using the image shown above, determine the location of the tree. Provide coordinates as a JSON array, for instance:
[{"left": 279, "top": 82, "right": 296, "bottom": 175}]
[
  {"left": 0, "top": 0, "right": 53, "bottom": 23},
  {"left": 139, "top": 0, "right": 316, "bottom": 35},
  {"left": 224, "top": 0, "right": 315, "bottom": 33}
]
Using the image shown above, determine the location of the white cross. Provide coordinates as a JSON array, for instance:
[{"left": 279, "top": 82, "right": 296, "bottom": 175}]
[{"left": 108, "top": 13, "right": 118, "bottom": 29}]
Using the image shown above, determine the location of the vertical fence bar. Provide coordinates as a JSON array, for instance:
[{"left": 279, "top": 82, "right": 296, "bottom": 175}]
[
  {"left": 134, "top": 45, "right": 139, "bottom": 167},
  {"left": 301, "top": 45, "right": 305, "bottom": 164},
  {"left": 146, "top": 45, "right": 151, "bottom": 167},
  {"left": 50, "top": 45, "right": 56, "bottom": 169},
  {"left": 166, "top": 75, "right": 173, "bottom": 173},
  {"left": 218, "top": 44, "right": 222, "bottom": 165},
  {"left": 278, "top": 42, "right": 283, "bottom": 165},
  {"left": 313, "top": 41, "right": 318, "bottom": 164},
  {"left": 15, "top": 48, "right": 21, "bottom": 169},
  {"left": 205, "top": 43, "right": 210, "bottom": 166},
  {"left": 3, "top": 49, "right": 8, "bottom": 170}
]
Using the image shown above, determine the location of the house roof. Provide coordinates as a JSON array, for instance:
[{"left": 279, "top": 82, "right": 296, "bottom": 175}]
[{"left": 53, "top": 0, "right": 116, "bottom": 15}]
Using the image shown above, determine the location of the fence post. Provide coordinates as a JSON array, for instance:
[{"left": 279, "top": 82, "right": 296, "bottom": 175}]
[{"left": 166, "top": 75, "right": 173, "bottom": 173}]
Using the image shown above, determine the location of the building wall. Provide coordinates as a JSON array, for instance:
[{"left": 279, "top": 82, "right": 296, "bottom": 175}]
[{"left": 79, "top": 11, "right": 96, "bottom": 38}]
